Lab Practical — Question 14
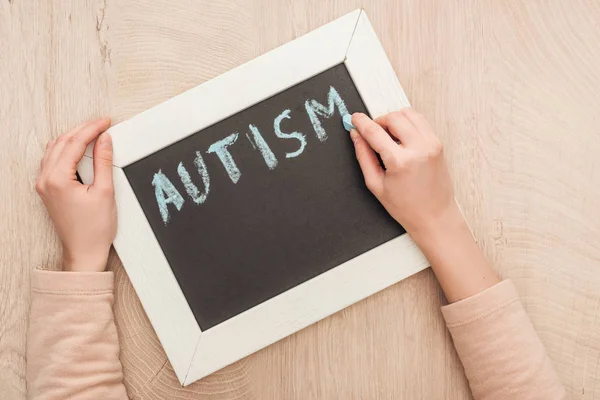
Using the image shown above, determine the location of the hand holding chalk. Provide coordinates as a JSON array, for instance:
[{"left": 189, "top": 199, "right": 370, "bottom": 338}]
[
  {"left": 348, "top": 109, "right": 499, "bottom": 303},
  {"left": 347, "top": 109, "right": 456, "bottom": 236}
]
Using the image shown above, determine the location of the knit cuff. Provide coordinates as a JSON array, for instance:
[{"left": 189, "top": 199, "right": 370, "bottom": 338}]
[
  {"left": 31, "top": 269, "right": 114, "bottom": 294},
  {"left": 441, "top": 279, "right": 520, "bottom": 327}
]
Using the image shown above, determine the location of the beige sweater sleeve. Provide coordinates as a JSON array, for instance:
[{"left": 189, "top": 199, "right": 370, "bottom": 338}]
[
  {"left": 26, "top": 270, "right": 565, "bottom": 400},
  {"left": 441, "top": 279, "right": 566, "bottom": 399},
  {"left": 27, "top": 270, "right": 128, "bottom": 400}
]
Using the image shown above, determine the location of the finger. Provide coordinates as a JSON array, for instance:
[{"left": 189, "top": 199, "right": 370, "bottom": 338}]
[
  {"left": 44, "top": 120, "right": 95, "bottom": 170},
  {"left": 400, "top": 107, "right": 435, "bottom": 137},
  {"left": 349, "top": 128, "right": 384, "bottom": 195},
  {"left": 40, "top": 139, "right": 55, "bottom": 170},
  {"left": 352, "top": 113, "right": 399, "bottom": 166},
  {"left": 66, "top": 119, "right": 94, "bottom": 137},
  {"left": 44, "top": 135, "right": 71, "bottom": 171},
  {"left": 91, "top": 132, "right": 114, "bottom": 191},
  {"left": 375, "top": 111, "right": 419, "bottom": 145},
  {"left": 58, "top": 117, "right": 111, "bottom": 170}
]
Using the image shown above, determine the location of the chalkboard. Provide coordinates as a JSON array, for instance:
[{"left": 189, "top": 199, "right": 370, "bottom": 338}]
[{"left": 124, "top": 63, "right": 405, "bottom": 330}]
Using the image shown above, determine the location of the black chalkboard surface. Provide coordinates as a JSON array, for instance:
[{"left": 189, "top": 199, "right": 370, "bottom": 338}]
[{"left": 124, "top": 64, "right": 405, "bottom": 330}]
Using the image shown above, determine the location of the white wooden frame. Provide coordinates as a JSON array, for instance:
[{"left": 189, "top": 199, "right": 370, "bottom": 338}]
[{"left": 78, "top": 9, "right": 428, "bottom": 386}]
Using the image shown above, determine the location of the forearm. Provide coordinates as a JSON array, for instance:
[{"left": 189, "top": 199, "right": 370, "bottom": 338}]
[
  {"left": 411, "top": 206, "right": 565, "bottom": 398},
  {"left": 27, "top": 270, "right": 127, "bottom": 400},
  {"left": 410, "top": 205, "right": 499, "bottom": 303},
  {"left": 441, "top": 281, "right": 566, "bottom": 399},
  {"left": 351, "top": 109, "right": 564, "bottom": 398}
]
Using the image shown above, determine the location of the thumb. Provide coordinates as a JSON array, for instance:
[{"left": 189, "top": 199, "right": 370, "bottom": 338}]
[{"left": 92, "top": 132, "right": 114, "bottom": 190}]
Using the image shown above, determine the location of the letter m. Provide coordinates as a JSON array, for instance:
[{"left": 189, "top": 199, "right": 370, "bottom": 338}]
[{"left": 305, "top": 86, "right": 349, "bottom": 142}]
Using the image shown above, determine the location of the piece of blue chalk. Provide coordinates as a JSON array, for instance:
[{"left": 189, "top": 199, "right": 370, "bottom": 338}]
[{"left": 342, "top": 114, "right": 355, "bottom": 131}]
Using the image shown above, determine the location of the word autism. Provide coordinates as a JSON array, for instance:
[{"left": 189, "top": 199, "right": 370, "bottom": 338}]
[{"left": 152, "top": 86, "right": 350, "bottom": 225}]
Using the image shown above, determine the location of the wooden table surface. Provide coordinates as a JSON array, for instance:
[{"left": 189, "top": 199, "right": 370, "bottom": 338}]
[{"left": 2, "top": 1, "right": 600, "bottom": 398}]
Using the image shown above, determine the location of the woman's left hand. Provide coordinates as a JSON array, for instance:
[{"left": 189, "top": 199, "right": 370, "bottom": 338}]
[{"left": 36, "top": 117, "right": 117, "bottom": 272}]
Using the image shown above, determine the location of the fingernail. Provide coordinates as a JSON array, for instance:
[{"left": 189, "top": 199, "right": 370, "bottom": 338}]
[
  {"left": 349, "top": 129, "right": 360, "bottom": 146},
  {"left": 96, "top": 116, "right": 111, "bottom": 127},
  {"left": 99, "top": 133, "right": 112, "bottom": 148}
]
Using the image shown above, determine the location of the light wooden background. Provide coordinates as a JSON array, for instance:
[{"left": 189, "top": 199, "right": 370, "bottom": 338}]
[{"left": 2, "top": 0, "right": 599, "bottom": 399}]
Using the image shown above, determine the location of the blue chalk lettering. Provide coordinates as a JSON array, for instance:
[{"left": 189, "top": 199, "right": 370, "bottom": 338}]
[
  {"left": 305, "top": 86, "right": 350, "bottom": 142},
  {"left": 177, "top": 151, "right": 210, "bottom": 204},
  {"left": 193, "top": 151, "right": 211, "bottom": 200},
  {"left": 207, "top": 133, "right": 241, "bottom": 184},
  {"left": 274, "top": 109, "right": 306, "bottom": 158},
  {"left": 246, "top": 125, "right": 278, "bottom": 169},
  {"left": 152, "top": 170, "right": 185, "bottom": 225}
]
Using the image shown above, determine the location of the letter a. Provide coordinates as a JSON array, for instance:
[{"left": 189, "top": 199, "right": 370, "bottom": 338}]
[{"left": 152, "top": 170, "right": 185, "bottom": 225}]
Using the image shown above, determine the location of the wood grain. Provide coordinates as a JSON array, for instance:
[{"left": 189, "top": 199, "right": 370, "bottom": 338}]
[{"left": 1, "top": 0, "right": 599, "bottom": 399}]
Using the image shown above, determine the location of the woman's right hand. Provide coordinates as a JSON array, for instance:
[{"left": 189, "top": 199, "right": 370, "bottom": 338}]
[
  {"left": 350, "top": 108, "right": 499, "bottom": 303},
  {"left": 350, "top": 108, "right": 460, "bottom": 239}
]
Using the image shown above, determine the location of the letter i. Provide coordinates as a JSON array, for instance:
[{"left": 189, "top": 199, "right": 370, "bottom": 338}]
[{"left": 246, "top": 124, "right": 278, "bottom": 170}]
